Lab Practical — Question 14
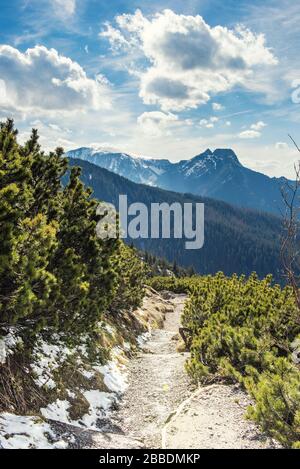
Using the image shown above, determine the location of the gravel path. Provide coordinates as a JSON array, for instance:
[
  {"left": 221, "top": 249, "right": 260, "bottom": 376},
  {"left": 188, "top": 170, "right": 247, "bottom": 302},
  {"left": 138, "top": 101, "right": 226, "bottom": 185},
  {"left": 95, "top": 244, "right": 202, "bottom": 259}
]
[
  {"left": 105, "top": 292, "right": 279, "bottom": 449},
  {"left": 162, "top": 384, "right": 280, "bottom": 449},
  {"left": 109, "top": 293, "right": 192, "bottom": 448},
  {"left": 50, "top": 292, "right": 280, "bottom": 449}
]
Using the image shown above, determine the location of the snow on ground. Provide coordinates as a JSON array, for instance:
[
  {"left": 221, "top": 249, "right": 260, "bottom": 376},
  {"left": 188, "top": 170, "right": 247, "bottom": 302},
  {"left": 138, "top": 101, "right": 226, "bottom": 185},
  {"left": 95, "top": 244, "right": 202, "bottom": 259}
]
[
  {"left": 94, "top": 347, "right": 129, "bottom": 394},
  {"left": 81, "top": 391, "right": 115, "bottom": 428},
  {"left": 30, "top": 336, "right": 74, "bottom": 389},
  {"left": 38, "top": 343, "right": 130, "bottom": 431},
  {"left": 0, "top": 340, "right": 132, "bottom": 447},
  {"left": 30, "top": 328, "right": 126, "bottom": 391},
  {"left": 0, "top": 330, "right": 23, "bottom": 364},
  {"left": 136, "top": 331, "right": 151, "bottom": 347},
  {"left": 0, "top": 413, "right": 68, "bottom": 449},
  {"left": 39, "top": 346, "right": 129, "bottom": 429},
  {"left": 40, "top": 400, "right": 71, "bottom": 426},
  {"left": 0, "top": 315, "right": 149, "bottom": 447}
]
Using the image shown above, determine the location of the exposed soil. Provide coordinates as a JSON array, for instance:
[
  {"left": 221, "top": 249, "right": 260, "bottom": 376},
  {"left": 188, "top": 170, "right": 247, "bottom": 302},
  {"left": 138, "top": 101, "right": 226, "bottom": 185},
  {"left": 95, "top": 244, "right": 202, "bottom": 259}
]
[{"left": 108, "top": 293, "right": 191, "bottom": 448}]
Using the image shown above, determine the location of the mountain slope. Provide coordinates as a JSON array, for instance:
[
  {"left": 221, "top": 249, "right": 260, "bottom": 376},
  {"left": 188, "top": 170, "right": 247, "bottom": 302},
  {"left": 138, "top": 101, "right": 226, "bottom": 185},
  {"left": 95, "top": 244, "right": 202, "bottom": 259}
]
[
  {"left": 67, "top": 147, "right": 287, "bottom": 215},
  {"left": 66, "top": 157, "right": 284, "bottom": 281},
  {"left": 67, "top": 146, "right": 170, "bottom": 186}
]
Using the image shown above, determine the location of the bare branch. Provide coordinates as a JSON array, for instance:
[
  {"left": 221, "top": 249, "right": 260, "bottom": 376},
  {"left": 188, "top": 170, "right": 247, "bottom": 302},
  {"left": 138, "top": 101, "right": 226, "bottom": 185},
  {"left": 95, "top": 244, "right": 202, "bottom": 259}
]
[
  {"left": 281, "top": 136, "right": 300, "bottom": 314},
  {"left": 289, "top": 134, "right": 300, "bottom": 153}
]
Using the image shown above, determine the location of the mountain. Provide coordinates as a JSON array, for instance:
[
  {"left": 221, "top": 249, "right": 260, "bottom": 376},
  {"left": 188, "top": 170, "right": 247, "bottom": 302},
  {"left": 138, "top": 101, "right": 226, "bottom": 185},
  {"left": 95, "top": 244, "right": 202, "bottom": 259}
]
[
  {"left": 65, "top": 157, "right": 284, "bottom": 282},
  {"left": 67, "top": 147, "right": 288, "bottom": 215},
  {"left": 67, "top": 146, "right": 171, "bottom": 187}
]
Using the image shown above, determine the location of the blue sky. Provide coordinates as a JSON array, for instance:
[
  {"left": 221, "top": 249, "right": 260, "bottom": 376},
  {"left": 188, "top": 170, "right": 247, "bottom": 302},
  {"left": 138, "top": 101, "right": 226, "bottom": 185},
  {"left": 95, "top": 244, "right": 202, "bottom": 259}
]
[{"left": 0, "top": 0, "right": 300, "bottom": 177}]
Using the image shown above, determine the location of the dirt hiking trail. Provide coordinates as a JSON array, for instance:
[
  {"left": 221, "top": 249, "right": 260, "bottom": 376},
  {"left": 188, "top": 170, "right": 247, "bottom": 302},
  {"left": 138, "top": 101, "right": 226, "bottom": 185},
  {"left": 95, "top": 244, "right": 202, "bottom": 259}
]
[
  {"left": 51, "top": 293, "right": 279, "bottom": 449},
  {"left": 88, "top": 293, "right": 278, "bottom": 449}
]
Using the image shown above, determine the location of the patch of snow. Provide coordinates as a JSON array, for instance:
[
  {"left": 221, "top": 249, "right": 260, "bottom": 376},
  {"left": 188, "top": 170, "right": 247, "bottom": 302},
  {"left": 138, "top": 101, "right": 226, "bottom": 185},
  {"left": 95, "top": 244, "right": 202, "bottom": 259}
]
[
  {"left": 80, "top": 369, "right": 95, "bottom": 380},
  {"left": 95, "top": 361, "right": 127, "bottom": 394},
  {"left": 40, "top": 391, "right": 117, "bottom": 431},
  {"left": 92, "top": 347, "right": 129, "bottom": 394},
  {"left": 30, "top": 333, "right": 94, "bottom": 390},
  {"left": 30, "top": 338, "right": 73, "bottom": 389},
  {"left": 81, "top": 390, "right": 115, "bottom": 428},
  {"left": 39, "top": 346, "right": 129, "bottom": 430},
  {"left": 147, "top": 165, "right": 165, "bottom": 176},
  {"left": 5, "top": 321, "right": 137, "bottom": 435},
  {"left": 123, "top": 341, "right": 131, "bottom": 351},
  {"left": 0, "top": 413, "right": 67, "bottom": 449},
  {"left": 103, "top": 323, "right": 115, "bottom": 335},
  {"left": 53, "top": 440, "right": 68, "bottom": 449},
  {"left": 0, "top": 331, "right": 23, "bottom": 364},
  {"left": 40, "top": 400, "right": 71, "bottom": 425},
  {"left": 76, "top": 335, "right": 90, "bottom": 358},
  {"left": 136, "top": 332, "right": 151, "bottom": 346}
]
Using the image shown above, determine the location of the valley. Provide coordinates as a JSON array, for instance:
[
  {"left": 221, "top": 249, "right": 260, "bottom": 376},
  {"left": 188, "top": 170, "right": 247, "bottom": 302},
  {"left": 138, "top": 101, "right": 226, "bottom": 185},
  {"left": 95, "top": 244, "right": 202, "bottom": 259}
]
[{"left": 66, "top": 157, "right": 284, "bottom": 282}]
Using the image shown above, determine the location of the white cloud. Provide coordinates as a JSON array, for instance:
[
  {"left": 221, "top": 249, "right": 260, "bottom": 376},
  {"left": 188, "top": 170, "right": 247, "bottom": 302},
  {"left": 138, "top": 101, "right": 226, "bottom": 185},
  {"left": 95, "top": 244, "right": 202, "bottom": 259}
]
[
  {"left": 250, "top": 120, "right": 267, "bottom": 131},
  {"left": 101, "top": 23, "right": 130, "bottom": 51},
  {"left": 225, "top": 120, "right": 231, "bottom": 126},
  {"left": 52, "top": 0, "right": 76, "bottom": 17},
  {"left": 0, "top": 45, "right": 111, "bottom": 113},
  {"left": 212, "top": 102, "right": 224, "bottom": 111},
  {"left": 239, "top": 121, "right": 267, "bottom": 139},
  {"left": 137, "top": 111, "right": 178, "bottom": 136},
  {"left": 101, "top": 9, "right": 278, "bottom": 111},
  {"left": 17, "top": 118, "right": 76, "bottom": 151},
  {"left": 200, "top": 116, "right": 218, "bottom": 128},
  {"left": 239, "top": 129, "right": 261, "bottom": 139},
  {"left": 0, "top": 79, "right": 6, "bottom": 102}
]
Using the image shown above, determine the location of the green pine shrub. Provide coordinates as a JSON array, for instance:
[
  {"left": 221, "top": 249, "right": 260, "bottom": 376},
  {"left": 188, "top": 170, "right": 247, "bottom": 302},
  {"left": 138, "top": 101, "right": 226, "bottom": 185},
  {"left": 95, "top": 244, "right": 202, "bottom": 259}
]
[
  {"left": 146, "top": 276, "right": 193, "bottom": 293},
  {"left": 109, "top": 243, "right": 146, "bottom": 314},
  {"left": 0, "top": 119, "right": 145, "bottom": 341},
  {"left": 150, "top": 273, "right": 300, "bottom": 447}
]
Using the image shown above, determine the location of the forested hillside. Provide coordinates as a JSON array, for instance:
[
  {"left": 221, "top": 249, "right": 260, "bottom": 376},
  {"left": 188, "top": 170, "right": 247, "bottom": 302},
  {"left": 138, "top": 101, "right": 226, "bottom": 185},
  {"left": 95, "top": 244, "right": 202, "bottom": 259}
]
[{"left": 67, "top": 158, "right": 284, "bottom": 282}]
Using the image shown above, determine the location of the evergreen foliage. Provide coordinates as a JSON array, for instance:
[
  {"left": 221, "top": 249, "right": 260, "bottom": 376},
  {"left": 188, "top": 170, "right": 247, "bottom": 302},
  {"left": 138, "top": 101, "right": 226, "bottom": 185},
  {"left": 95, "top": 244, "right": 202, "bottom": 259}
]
[
  {"left": 147, "top": 274, "right": 300, "bottom": 448},
  {"left": 109, "top": 243, "right": 146, "bottom": 314},
  {"left": 0, "top": 120, "right": 144, "bottom": 338},
  {"left": 142, "top": 250, "right": 191, "bottom": 277}
]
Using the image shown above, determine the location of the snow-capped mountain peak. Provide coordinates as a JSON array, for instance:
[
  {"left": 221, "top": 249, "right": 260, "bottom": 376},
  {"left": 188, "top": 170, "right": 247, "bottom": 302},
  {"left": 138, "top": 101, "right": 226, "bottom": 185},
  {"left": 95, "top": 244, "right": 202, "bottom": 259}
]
[
  {"left": 66, "top": 146, "right": 168, "bottom": 185},
  {"left": 66, "top": 146, "right": 287, "bottom": 214}
]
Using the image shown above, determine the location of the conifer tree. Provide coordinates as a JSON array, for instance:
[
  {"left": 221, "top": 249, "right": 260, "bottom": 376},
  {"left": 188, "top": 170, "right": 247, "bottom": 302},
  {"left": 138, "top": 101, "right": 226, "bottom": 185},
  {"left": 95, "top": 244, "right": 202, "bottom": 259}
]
[
  {"left": 47, "top": 166, "right": 119, "bottom": 332},
  {"left": 0, "top": 120, "right": 58, "bottom": 327},
  {"left": 0, "top": 119, "right": 146, "bottom": 341}
]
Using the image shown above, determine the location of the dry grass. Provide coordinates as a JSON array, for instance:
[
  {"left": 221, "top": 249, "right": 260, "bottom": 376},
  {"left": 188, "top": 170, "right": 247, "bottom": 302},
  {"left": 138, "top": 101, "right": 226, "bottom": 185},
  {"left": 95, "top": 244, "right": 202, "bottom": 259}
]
[{"left": 0, "top": 353, "right": 51, "bottom": 414}]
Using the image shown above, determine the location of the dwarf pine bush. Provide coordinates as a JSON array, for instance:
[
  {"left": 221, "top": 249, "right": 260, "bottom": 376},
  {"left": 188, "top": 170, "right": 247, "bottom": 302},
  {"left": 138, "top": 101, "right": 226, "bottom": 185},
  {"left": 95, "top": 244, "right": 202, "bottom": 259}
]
[
  {"left": 0, "top": 120, "right": 145, "bottom": 339},
  {"left": 148, "top": 273, "right": 300, "bottom": 447}
]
